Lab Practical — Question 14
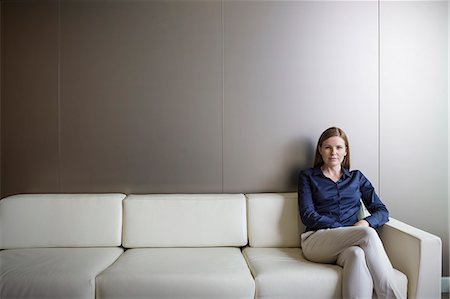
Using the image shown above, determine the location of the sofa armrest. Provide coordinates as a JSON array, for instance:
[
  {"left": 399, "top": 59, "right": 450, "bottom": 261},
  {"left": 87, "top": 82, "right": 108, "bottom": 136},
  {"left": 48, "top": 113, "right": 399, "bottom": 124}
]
[{"left": 378, "top": 218, "right": 442, "bottom": 299}]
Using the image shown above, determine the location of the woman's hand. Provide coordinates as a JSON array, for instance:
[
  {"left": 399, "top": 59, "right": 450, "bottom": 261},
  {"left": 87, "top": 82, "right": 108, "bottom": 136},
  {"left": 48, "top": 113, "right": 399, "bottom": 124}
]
[{"left": 354, "top": 219, "right": 370, "bottom": 227}]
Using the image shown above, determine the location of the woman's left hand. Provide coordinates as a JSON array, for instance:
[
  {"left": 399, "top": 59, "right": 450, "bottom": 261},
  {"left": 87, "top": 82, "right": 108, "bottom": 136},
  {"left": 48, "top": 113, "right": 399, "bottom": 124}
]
[{"left": 354, "top": 219, "right": 370, "bottom": 227}]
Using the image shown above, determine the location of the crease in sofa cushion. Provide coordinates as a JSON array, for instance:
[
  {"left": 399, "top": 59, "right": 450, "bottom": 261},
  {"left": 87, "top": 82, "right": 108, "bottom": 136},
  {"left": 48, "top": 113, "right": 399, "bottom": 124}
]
[
  {"left": 96, "top": 247, "right": 255, "bottom": 299},
  {"left": 0, "top": 247, "right": 124, "bottom": 299},
  {"left": 122, "top": 194, "right": 247, "bottom": 247},
  {"left": 0, "top": 193, "right": 126, "bottom": 249}
]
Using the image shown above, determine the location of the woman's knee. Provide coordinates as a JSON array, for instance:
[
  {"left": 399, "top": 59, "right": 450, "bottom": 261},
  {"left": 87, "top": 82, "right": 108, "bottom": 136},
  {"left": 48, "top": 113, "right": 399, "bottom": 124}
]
[
  {"left": 354, "top": 226, "right": 382, "bottom": 246},
  {"left": 337, "top": 246, "right": 366, "bottom": 267},
  {"left": 346, "top": 246, "right": 366, "bottom": 260}
]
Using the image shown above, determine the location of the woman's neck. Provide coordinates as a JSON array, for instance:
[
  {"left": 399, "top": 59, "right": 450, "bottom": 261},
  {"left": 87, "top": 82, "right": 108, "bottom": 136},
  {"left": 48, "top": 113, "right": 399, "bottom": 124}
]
[{"left": 321, "top": 165, "right": 342, "bottom": 182}]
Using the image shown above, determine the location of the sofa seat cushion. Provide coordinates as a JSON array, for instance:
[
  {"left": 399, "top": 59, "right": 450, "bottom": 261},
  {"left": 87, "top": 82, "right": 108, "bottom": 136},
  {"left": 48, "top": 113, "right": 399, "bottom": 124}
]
[
  {"left": 96, "top": 247, "right": 255, "bottom": 299},
  {"left": 243, "top": 247, "right": 408, "bottom": 299},
  {"left": 243, "top": 247, "right": 341, "bottom": 299},
  {"left": 0, "top": 247, "right": 123, "bottom": 299}
]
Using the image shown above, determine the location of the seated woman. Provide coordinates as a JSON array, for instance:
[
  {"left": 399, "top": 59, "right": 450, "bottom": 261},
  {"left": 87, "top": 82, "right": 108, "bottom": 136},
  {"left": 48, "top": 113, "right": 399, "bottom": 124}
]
[{"left": 298, "top": 127, "right": 404, "bottom": 299}]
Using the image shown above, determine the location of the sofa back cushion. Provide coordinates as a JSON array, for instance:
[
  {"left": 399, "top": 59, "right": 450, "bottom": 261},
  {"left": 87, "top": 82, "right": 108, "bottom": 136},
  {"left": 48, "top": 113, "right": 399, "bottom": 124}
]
[
  {"left": 0, "top": 194, "right": 125, "bottom": 249},
  {"left": 247, "top": 193, "right": 304, "bottom": 247},
  {"left": 122, "top": 194, "right": 247, "bottom": 248}
]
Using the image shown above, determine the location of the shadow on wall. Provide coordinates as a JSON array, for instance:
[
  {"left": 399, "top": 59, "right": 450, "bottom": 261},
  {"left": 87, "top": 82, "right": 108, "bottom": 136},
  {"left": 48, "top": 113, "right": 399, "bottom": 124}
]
[{"left": 284, "top": 137, "right": 315, "bottom": 191}]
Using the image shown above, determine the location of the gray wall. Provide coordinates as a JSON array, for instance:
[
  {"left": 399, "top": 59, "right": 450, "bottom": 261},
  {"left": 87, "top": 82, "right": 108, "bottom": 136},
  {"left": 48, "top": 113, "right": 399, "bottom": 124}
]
[
  {"left": 379, "top": 0, "right": 449, "bottom": 279},
  {"left": 1, "top": 0, "right": 448, "bottom": 276}
]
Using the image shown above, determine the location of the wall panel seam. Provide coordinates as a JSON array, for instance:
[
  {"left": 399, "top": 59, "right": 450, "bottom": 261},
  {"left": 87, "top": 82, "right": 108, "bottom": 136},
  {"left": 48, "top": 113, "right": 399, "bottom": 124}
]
[
  {"left": 378, "top": 0, "right": 381, "bottom": 196},
  {"left": 0, "top": 2, "right": 2, "bottom": 197},
  {"left": 221, "top": 0, "right": 224, "bottom": 193},
  {"left": 57, "top": 0, "right": 62, "bottom": 192}
]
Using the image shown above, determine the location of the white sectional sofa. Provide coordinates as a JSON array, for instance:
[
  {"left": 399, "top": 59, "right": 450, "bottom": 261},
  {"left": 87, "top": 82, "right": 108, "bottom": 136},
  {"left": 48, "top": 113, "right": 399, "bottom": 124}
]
[{"left": 0, "top": 193, "right": 442, "bottom": 299}]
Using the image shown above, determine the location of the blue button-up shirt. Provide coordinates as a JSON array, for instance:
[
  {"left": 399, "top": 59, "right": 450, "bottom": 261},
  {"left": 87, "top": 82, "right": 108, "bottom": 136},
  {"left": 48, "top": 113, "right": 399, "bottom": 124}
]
[{"left": 298, "top": 167, "right": 389, "bottom": 232}]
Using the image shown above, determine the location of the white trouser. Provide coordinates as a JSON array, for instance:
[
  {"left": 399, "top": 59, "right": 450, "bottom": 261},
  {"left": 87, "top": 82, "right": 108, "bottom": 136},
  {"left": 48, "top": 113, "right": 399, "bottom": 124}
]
[{"left": 301, "top": 226, "right": 404, "bottom": 299}]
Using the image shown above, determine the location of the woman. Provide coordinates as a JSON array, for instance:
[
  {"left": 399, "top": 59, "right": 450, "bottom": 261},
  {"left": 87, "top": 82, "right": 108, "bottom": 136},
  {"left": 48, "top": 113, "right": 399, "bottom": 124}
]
[{"left": 298, "top": 127, "right": 403, "bottom": 299}]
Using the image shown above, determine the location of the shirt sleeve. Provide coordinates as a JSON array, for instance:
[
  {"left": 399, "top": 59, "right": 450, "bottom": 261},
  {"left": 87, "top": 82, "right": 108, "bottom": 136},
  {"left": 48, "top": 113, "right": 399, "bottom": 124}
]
[
  {"left": 359, "top": 171, "right": 389, "bottom": 228},
  {"left": 298, "top": 170, "right": 343, "bottom": 230}
]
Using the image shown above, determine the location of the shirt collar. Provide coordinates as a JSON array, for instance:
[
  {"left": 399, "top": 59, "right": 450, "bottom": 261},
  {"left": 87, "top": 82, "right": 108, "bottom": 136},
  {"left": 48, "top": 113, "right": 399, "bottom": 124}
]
[
  {"left": 313, "top": 166, "right": 351, "bottom": 178},
  {"left": 312, "top": 167, "right": 323, "bottom": 176},
  {"left": 342, "top": 167, "right": 351, "bottom": 178}
]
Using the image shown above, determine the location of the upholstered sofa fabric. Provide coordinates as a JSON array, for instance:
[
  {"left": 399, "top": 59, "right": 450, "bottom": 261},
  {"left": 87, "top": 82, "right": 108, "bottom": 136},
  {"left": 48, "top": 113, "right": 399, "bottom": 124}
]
[
  {"left": 0, "top": 193, "right": 125, "bottom": 299},
  {"left": 122, "top": 194, "right": 248, "bottom": 247},
  {"left": 243, "top": 247, "right": 342, "bottom": 299},
  {"left": 245, "top": 193, "right": 409, "bottom": 299},
  {"left": 96, "top": 247, "right": 255, "bottom": 299},
  {"left": 246, "top": 192, "right": 302, "bottom": 247},
  {"left": 0, "top": 248, "right": 123, "bottom": 299},
  {"left": 379, "top": 218, "right": 443, "bottom": 299},
  {"left": 0, "top": 193, "right": 125, "bottom": 249},
  {"left": 243, "top": 247, "right": 408, "bottom": 299}
]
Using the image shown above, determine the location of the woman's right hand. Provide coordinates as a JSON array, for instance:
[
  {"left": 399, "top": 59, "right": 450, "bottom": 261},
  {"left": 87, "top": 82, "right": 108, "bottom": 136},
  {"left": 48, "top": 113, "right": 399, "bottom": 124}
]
[{"left": 353, "top": 219, "right": 369, "bottom": 227}]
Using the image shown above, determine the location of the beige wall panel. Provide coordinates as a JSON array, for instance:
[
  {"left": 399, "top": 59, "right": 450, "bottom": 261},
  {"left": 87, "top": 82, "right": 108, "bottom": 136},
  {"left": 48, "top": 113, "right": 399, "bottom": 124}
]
[
  {"left": 223, "top": 1, "right": 379, "bottom": 193},
  {"left": 59, "top": 1, "right": 222, "bottom": 193},
  {"left": 1, "top": 1, "right": 59, "bottom": 197},
  {"left": 0, "top": 3, "right": 2, "bottom": 198},
  {"left": 380, "top": 1, "right": 449, "bottom": 276}
]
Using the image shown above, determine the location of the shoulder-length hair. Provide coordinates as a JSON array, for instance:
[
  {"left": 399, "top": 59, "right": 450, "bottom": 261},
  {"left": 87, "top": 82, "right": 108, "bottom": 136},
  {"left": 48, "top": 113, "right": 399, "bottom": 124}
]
[{"left": 313, "top": 127, "right": 351, "bottom": 169}]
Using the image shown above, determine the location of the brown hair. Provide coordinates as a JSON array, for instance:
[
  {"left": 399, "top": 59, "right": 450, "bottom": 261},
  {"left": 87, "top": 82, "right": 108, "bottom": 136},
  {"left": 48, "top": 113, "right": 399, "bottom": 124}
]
[{"left": 313, "top": 127, "right": 351, "bottom": 169}]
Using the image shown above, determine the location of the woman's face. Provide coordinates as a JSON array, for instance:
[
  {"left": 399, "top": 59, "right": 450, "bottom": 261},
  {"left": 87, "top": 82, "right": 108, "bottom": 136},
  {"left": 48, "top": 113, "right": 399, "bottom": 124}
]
[{"left": 319, "top": 136, "right": 347, "bottom": 168}]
